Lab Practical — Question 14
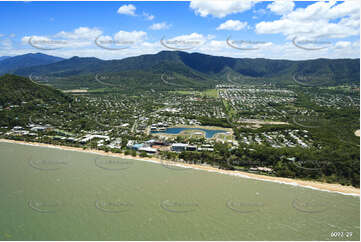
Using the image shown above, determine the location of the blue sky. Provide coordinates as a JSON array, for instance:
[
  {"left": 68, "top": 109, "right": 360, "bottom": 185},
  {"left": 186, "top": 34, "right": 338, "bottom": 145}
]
[{"left": 0, "top": 1, "right": 359, "bottom": 60}]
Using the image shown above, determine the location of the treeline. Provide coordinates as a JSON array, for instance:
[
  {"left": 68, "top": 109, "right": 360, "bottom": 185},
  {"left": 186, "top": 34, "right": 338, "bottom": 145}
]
[
  {"left": 0, "top": 74, "right": 71, "bottom": 106},
  {"left": 198, "top": 117, "right": 232, "bottom": 128},
  {"left": 160, "top": 141, "right": 359, "bottom": 187}
]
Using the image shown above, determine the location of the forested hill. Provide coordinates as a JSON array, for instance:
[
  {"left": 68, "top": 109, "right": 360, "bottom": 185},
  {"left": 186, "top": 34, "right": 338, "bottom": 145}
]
[
  {"left": 10, "top": 51, "right": 360, "bottom": 89},
  {"left": 0, "top": 74, "right": 70, "bottom": 106},
  {"left": 0, "top": 53, "right": 64, "bottom": 75}
]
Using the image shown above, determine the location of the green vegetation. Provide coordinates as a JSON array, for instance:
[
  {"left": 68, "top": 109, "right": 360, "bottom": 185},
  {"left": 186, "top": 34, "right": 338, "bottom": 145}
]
[
  {"left": 0, "top": 53, "right": 63, "bottom": 75},
  {"left": 201, "top": 89, "right": 218, "bottom": 98},
  {"left": 9, "top": 51, "right": 359, "bottom": 91},
  {"left": 0, "top": 74, "right": 71, "bottom": 106},
  {"left": 0, "top": 51, "right": 359, "bottom": 189}
]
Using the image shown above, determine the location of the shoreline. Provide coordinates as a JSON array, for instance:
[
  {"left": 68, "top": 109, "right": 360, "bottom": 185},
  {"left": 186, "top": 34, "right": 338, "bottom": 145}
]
[{"left": 0, "top": 138, "right": 359, "bottom": 197}]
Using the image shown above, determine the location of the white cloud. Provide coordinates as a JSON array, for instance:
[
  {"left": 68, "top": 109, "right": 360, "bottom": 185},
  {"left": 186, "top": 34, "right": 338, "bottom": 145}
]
[
  {"left": 253, "top": 8, "right": 267, "bottom": 15},
  {"left": 143, "top": 12, "right": 154, "bottom": 20},
  {"left": 160, "top": 33, "right": 214, "bottom": 51},
  {"left": 190, "top": 0, "right": 255, "bottom": 18},
  {"left": 21, "top": 36, "right": 48, "bottom": 44},
  {"left": 94, "top": 31, "right": 147, "bottom": 50},
  {"left": 21, "top": 27, "right": 148, "bottom": 53},
  {"left": 10, "top": 37, "right": 361, "bottom": 60},
  {"left": 22, "top": 35, "right": 91, "bottom": 49},
  {"left": 216, "top": 20, "right": 248, "bottom": 31},
  {"left": 117, "top": 4, "right": 136, "bottom": 16},
  {"left": 267, "top": 0, "right": 295, "bottom": 15},
  {"left": 256, "top": 1, "right": 360, "bottom": 40},
  {"left": 0, "top": 38, "right": 12, "bottom": 49},
  {"left": 0, "top": 33, "right": 15, "bottom": 38},
  {"left": 167, "top": 33, "right": 213, "bottom": 42},
  {"left": 55, "top": 27, "right": 103, "bottom": 40},
  {"left": 149, "top": 22, "right": 171, "bottom": 30},
  {"left": 21, "top": 27, "right": 104, "bottom": 50},
  {"left": 335, "top": 41, "right": 351, "bottom": 49},
  {"left": 114, "top": 30, "right": 147, "bottom": 43}
]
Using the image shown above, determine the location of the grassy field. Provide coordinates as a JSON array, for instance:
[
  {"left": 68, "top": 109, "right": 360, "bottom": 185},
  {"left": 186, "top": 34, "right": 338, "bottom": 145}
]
[
  {"left": 171, "top": 90, "right": 195, "bottom": 95},
  {"left": 214, "top": 133, "right": 233, "bottom": 141},
  {"left": 171, "top": 89, "right": 219, "bottom": 98},
  {"left": 222, "top": 99, "right": 237, "bottom": 117},
  {"left": 201, "top": 89, "right": 218, "bottom": 98}
]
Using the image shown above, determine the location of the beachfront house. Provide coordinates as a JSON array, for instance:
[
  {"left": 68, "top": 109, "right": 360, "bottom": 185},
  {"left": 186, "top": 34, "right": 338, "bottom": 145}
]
[
  {"left": 79, "top": 134, "right": 110, "bottom": 144},
  {"left": 171, "top": 143, "right": 188, "bottom": 152},
  {"left": 186, "top": 145, "right": 197, "bottom": 151},
  {"left": 138, "top": 147, "right": 157, "bottom": 154}
]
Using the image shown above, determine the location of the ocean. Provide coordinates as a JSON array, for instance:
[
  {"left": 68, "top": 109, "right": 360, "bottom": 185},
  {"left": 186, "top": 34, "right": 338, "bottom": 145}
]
[{"left": 0, "top": 142, "right": 359, "bottom": 240}]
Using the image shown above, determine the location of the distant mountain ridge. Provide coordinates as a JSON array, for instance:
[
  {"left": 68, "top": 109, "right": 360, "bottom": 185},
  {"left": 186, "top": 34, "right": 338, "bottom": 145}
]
[
  {"left": 0, "top": 56, "right": 11, "bottom": 61},
  {"left": 10, "top": 51, "right": 361, "bottom": 89},
  {"left": 0, "top": 53, "right": 64, "bottom": 75}
]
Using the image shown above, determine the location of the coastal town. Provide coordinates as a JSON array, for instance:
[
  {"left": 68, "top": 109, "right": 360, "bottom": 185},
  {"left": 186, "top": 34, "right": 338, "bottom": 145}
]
[
  {"left": 1, "top": 81, "right": 359, "bottom": 177},
  {"left": 1, "top": 1, "right": 360, "bottom": 241}
]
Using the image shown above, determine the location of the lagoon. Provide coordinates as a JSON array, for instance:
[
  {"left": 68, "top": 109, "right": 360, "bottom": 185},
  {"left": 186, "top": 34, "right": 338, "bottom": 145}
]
[
  {"left": 151, "top": 127, "right": 228, "bottom": 138},
  {"left": 0, "top": 142, "right": 359, "bottom": 240}
]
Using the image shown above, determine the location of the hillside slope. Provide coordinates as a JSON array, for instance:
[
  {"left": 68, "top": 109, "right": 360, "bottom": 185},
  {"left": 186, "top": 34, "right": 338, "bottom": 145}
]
[
  {"left": 0, "top": 53, "right": 64, "bottom": 75},
  {"left": 13, "top": 51, "right": 360, "bottom": 89},
  {"left": 0, "top": 74, "right": 70, "bottom": 106}
]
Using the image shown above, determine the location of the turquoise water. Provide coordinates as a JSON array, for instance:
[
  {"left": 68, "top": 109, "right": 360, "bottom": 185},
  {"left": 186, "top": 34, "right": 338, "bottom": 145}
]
[
  {"left": 151, "top": 127, "right": 228, "bottom": 138},
  {"left": 0, "top": 142, "right": 359, "bottom": 241}
]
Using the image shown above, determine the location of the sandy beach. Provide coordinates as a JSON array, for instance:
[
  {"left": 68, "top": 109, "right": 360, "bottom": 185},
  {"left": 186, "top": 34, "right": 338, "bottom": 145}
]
[{"left": 0, "top": 138, "right": 359, "bottom": 196}]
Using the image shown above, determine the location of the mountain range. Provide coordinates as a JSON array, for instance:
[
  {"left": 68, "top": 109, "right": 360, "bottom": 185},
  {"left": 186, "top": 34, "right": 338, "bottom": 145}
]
[
  {"left": 0, "top": 53, "right": 64, "bottom": 75},
  {"left": 0, "top": 56, "right": 11, "bottom": 61},
  {"left": 1, "top": 51, "right": 359, "bottom": 89}
]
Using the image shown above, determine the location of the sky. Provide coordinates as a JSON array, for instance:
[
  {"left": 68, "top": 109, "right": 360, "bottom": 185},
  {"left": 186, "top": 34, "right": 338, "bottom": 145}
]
[{"left": 0, "top": 0, "right": 359, "bottom": 60}]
